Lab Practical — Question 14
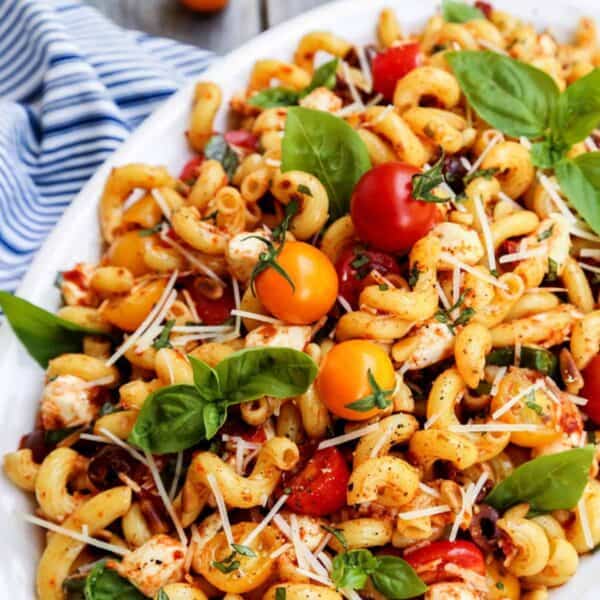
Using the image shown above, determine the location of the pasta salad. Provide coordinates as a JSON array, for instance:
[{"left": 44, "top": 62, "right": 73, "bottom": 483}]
[{"left": 3, "top": 1, "right": 600, "bottom": 599}]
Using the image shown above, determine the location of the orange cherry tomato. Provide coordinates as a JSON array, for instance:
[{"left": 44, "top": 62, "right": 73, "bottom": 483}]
[
  {"left": 102, "top": 279, "right": 166, "bottom": 332},
  {"left": 179, "top": 0, "right": 228, "bottom": 12},
  {"left": 316, "top": 340, "right": 396, "bottom": 421},
  {"left": 255, "top": 241, "right": 338, "bottom": 325},
  {"left": 105, "top": 230, "right": 155, "bottom": 277}
]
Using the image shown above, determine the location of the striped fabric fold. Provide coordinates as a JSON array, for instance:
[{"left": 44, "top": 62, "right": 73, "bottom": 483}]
[{"left": 0, "top": 0, "right": 214, "bottom": 292}]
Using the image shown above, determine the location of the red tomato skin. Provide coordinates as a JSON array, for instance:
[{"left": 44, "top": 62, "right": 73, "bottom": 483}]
[
  {"left": 336, "top": 247, "right": 401, "bottom": 308},
  {"left": 372, "top": 43, "right": 422, "bottom": 101},
  {"left": 179, "top": 156, "right": 204, "bottom": 181},
  {"left": 350, "top": 162, "right": 438, "bottom": 253},
  {"left": 581, "top": 355, "right": 600, "bottom": 425},
  {"left": 404, "top": 541, "right": 486, "bottom": 584},
  {"left": 224, "top": 129, "right": 259, "bottom": 151},
  {"left": 286, "top": 447, "right": 350, "bottom": 517}
]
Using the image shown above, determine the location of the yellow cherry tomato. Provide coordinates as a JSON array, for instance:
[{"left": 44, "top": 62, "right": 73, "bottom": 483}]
[
  {"left": 101, "top": 279, "right": 166, "bottom": 332},
  {"left": 198, "top": 522, "right": 282, "bottom": 593},
  {"left": 316, "top": 340, "right": 396, "bottom": 421},
  {"left": 179, "top": 0, "right": 228, "bottom": 12},
  {"left": 255, "top": 241, "right": 338, "bottom": 325},
  {"left": 105, "top": 230, "right": 155, "bottom": 277}
]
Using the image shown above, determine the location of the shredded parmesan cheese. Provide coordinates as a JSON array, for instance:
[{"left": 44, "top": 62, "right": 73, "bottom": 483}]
[
  {"left": 169, "top": 451, "right": 183, "bottom": 501},
  {"left": 441, "top": 253, "right": 508, "bottom": 290},
  {"left": 436, "top": 281, "right": 452, "bottom": 311},
  {"left": 22, "top": 513, "right": 129, "bottom": 556},
  {"left": 451, "top": 266, "right": 461, "bottom": 305},
  {"left": 337, "top": 295, "right": 353, "bottom": 313},
  {"left": 334, "top": 102, "right": 364, "bottom": 118},
  {"left": 270, "top": 542, "right": 292, "bottom": 559},
  {"left": 579, "top": 261, "right": 600, "bottom": 274},
  {"left": 477, "top": 39, "right": 508, "bottom": 54},
  {"left": 514, "top": 340, "right": 522, "bottom": 367},
  {"left": 468, "top": 133, "right": 502, "bottom": 176},
  {"left": 241, "top": 494, "right": 290, "bottom": 547},
  {"left": 134, "top": 290, "right": 178, "bottom": 351},
  {"left": 397, "top": 505, "right": 451, "bottom": 520},
  {"left": 537, "top": 172, "right": 577, "bottom": 223},
  {"left": 105, "top": 270, "right": 179, "bottom": 366},
  {"left": 570, "top": 226, "right": 600, "bottom": 242},
  {"left": 206, "top": 473, "right": 233, "bottom": 547},
  {"left": 424, "top": 412, "right": 442, "bottom": 430},
  {"left": 419, "top": 482, "right": 441, "bottom": 498},
  {"left": 450, "top": 423, "right": 544, "bottom": 433},
  {"left": 317, "top": 424, "right": 379, "bottom": 449},
  {"left": 229, "top": 309, "right": 282, "bottom": 324},
  {"left": 490, "top": 366, "right": 507, "bottom": 397},
  {"left": 145, "top": 450, "right": 188, "bottom": 547},
  {"left": 181, "top": 288, "right": 201, "bottom": 323},
  {"left": 499, "top": 246, "right": 546, "bottom": 264},
  {"left": 367, "top": 104, "right": 394, "bottom": 126},
  {"left": 80, "top": 375, "right": 115, "bottom": 389},
  {"left": 369, "top": 424, "right": 394, "bottom": 458},
  {"left": 519, "top": 136, "right": 532, "bottom": 150},
  {"left": 460, "top": 157, "right": 472, "bottom": 171},
  {"left": 585, "top": 136, "right": 598, "bottom": 152},
  {"left": 341, "top": 61, "right": 364, "bottom": 108},
  {"left": 151, "top": 188, "right": 172, "bottom": 222},
  {"left": 80, "top": 430, "right": 150, "bottom": 467},
  {"left": 355, "top": 45, "right": 373, "bottom": 93},
  {"left": 580, "top": 248, "right": 600, "bottom": 259}
]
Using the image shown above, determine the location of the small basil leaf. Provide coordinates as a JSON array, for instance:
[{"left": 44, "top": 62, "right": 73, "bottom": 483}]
[
  {"left": 332, "top": 550, "right": 379, "bottom": 590},
  {"left": 152, "top": 319, "right": 175, "bottom": 350},
  {"left": 249, "top": 87, "right": 301, "bottom": 109},
  {"left": 411, "top": 154, "right": 448, "bottom": 203},
  {"left": 189, "top": 355, "right": 221, "bottom": 401},
  {"left": 441, "top": 0, "right": 484, "bottom": 23},
  {"left": 63, "top": 574, "right": 87, "bottom": 599},
  {"left": 275, "top": 588, "right": 286, "bottom": 600},
  {"left": 282, "top": 107, "right": 371, "bottom": 220},
  {"left": 485, "top": 446, "right": 595, "bottom": 513},
  {"left": 555, "top": 68, "right": 600, "bottom": 146},
  {"left": 530, "top": 137, "right": 569, "bottom": 169},
  {"left": 128, "top": 385, "right": 207, "bottom": 453},
  {"left": 0, "top": 291, "right": 108, "bottom": 368},
  {"left": 556, "top": 154, "right": 600, "bottom": 235},
  {"left": 216, "top": 347, "right": 318, "bottom": 406},
  {"left": 231, "top": 543, "right": 257, "bottom": 557},
  {"left": 301, "top": 58, "right": 339, "bottom": 97},
  {"left": 446, "top": 51, "right": 560, "bottom": 138},
  {"left": 84, "top": 561, "right": 145, "bottom": 600},
  {"left": 371, "top": 556, "right": 428, "bottom": 600},
  {"left": 204, "top": 134, "right": 239, "bottom": 180},
  {"left": 322, "top": 525, "right": 348, "bottom": 550},
  {"left": 202, "top": 402, "right": 227, "bottom": 440},
  {"left": 156, "top": 591, "right": 170, "bottom": 600},
  {"left": 486, "top": 345, "right": 557, "bottom": 377}
]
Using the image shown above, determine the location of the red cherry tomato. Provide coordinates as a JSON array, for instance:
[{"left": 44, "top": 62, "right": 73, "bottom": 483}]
[
  {"left": 224, "top": 129, "right": 259, "bottom": 151},
  {"left": 475, "top": 1, "right": 493, "bottom": 18},
  {"left": 372, "top": 43, "right": 422, "bottom": 101},
  {"left": 404, "top": 541, "right": 486, "bottom": 584},
  {"left": 351, "top": 162, "right": 439, "bottom": 253},
  {"left": 286, "top": 447, "right": 350, "bottom": 517},
  {"left": 185, "top": 279, "right": 235, "bottom": 325},
  {"left": 336, "top": 246, "right": 401, "bottom": 308},
  {"left": 581, "top": 355, "right": 600, "bottom": 425},
  {"left": 179, "top": 155, "right": 204, "bottom": 181}
]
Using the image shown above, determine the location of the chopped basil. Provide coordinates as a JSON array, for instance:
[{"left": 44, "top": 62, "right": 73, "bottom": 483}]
[
  {"left": 152, "top": 319, "right": 175, "bottom": 350},
  {"left": 204, "top": 134, "right": 239, "bottom": 180}
]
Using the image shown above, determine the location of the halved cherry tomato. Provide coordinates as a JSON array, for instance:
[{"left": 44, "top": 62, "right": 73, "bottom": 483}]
[
  {"left": 286, "top": 447, "right": 350, "bottom": 516},
  {"left": 372, "top": 43, "right": 422, "bottom": 101},
  {"left": 581, "top": 354, "right": 600, "bottom": 425},
  {"left": 316, "top": 340, "right": 396, "bottom": 421},
  {"left": 185, "top": 277, "right": 235, "bottom": 325},
  {"left": 224, "top": 129, "right": 259, "bottom": 151},
  {"left": 179, "top": 155, "right": 204, "bottom": 182},
  {"left": 404, "top": 541, "right": 486, "bottom": 584},
  {"left": 336, "top": 246, "right": 401, "bottom": 308},
  {"left": 255, "top": 241, "right": 338, "bottom": 325},
  {"left": 351, "top": 162, "right": 439, "bottom": 254}
]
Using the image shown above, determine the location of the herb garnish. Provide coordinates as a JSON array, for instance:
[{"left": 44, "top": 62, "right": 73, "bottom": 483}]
[{"left": 346, "top": 369, "right": 394, "bottom": 411}]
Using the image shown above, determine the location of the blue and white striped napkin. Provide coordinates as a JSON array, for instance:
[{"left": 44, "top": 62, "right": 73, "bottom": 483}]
[{"left": 0, "top": 0, "right": 214, "bottom": 292}]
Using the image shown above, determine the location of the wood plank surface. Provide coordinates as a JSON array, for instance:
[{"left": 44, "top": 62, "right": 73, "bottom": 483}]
[{"left": 84, "top": 0, "right": 264, "bottom": 53}]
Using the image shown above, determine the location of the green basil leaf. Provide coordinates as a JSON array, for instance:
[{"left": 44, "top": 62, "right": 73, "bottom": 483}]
[
  {"left": 441, "top": 0, "right": 484, "bottom": 23},
  {"left": 555, "top": 68, "right": 600, "bottom": 146},
  {"left": 446, "top": 51, "right": 560, "bottom": 138},
  {"left": 128, "top": 384, "right": 207, "bottom": 453},
  {"left": 485, "top": 446, "right": 595, "bottom": 513},
  {"left": 556, "top": 153, "right": 600, "bottom": 235},
  {"left": 152, "top": 319, "right": 175, "bottom": 350},
  {"left": 249, "top": 87, "right": 301, "bottom": 109},
  {"left": 322, "top": 525, "right": 348, "bottom": 550},
  {"left": 84, "top": 561, "right": 145, "bottom": 600},
  {"left": 411, "top": 153, "right": 448, "bottom": 203},
  {"left": 189, "top": 355, "right": 221, "bottom": 401},
  {"left": 530, "top": 137, "right": 569, "bottom": 169},
  {"left": 216, "top": 347, "right": 318, "bottom": 406},
  {"left": 486, "top": 345, "right": 557, "bottom": 377},
  {"left": 231, "top": 543, "right": 257, "bottom": 557},
  {"left": 157, "top": 591, "right": 170, "bottom": 600},
  {"left": 275, "top": 588, "right": 286, "bottom": 600},
  {"left": 202, "top": 402, "right": 227, "bottom": 440},
  {"left": 331, "top": 550, "right": 379, "bottom": 591},
  {"left": 0, "top": 291, "right": 107, "bottom": 368},
  {"left": 204, "top": 134, "right": 239, "bottom": 180},
  {"left": 282, "top": 107, "right": 371, "bottom": 220},
  {"left": 63, "top": 574, "right": 87, "bottom": 599},
  {"left": 371, "top": 556, "right": 428, "bottom": 600},
  {"left": 302, "top": 59, "right": 339, "bottom": 96}
]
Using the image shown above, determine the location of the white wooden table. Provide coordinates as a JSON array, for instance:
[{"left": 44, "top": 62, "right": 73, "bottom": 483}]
[{"left": 84, "top": 0, "right": 330, "bottom": 54}]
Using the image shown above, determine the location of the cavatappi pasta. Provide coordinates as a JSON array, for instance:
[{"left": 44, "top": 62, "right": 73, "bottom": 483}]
[{"left": 4, "top": 3, "right": 600, "bottom": 600}]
